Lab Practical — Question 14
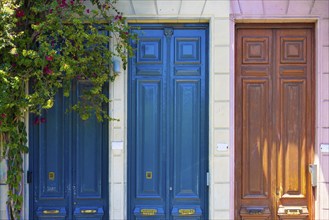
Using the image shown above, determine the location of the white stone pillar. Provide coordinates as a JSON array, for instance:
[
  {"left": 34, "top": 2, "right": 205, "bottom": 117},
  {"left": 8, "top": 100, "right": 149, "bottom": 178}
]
[{"left": 0, "top": 159, "right": 8, "bottom": 219}]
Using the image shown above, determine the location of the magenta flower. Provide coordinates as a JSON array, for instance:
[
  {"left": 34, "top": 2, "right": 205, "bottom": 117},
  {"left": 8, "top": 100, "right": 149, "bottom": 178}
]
[
  {"left": 33, "top": 117, "right": 46, "bottom": 125},
  {"left": 115, "top": 15, "right": 122, "bottom": 20},
  {"left": 15, "top": 9, "right": 25, "bottom": 18},
  {"left": 33, "top": 117, "right": 40, "bottom": 125},
  {"left": 1, "top": 113, "right": 6, "bottom": 118},
  {"left": 86, "top": 9, "right": 90, "bottom": 13},
  {"left": 43, "top": 65, "right": 53, "bottom": 75},
  {"left": 103, "top": 3, "right": 110, "bottom": 9},
  {"left": 59, "top": 0, "right": 68, "bottom": 8},
  {"left": 45, "top": 55, "right": 54, "bottom": 61}
]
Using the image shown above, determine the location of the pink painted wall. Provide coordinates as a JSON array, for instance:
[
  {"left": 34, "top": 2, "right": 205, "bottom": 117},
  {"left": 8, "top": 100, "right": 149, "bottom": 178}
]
[{"left": 230, "top": 0, "right": 329, "bottom": 219}]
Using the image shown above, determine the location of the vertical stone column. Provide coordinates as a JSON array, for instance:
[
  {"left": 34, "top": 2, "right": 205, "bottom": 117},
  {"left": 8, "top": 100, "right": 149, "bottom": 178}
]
[
  {"left": 109, "top": 44, "right": 126, "bottom": 219},
  {"left": 201, "top": 1, "right": 231, "bottom": 219},
  {"left": 0, "top": 159, "right": 8, "bottom": 219}
]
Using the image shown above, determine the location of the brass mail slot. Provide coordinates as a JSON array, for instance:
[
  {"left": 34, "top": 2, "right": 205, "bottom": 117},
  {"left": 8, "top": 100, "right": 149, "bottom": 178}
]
[
  {"left": 286, "top": 209, "right": 301, "bottom": 215},
  {"left": 81, "top": 209, "right": 97, "bottom": 214},
  {"left": 247, "top": 208, "right": 264, "bottom": 215},
  {"left": 43, "top": 209, "right": 60, "bottom": 215},
  {"left": 179, "top": 209, "right": 195, "bottom": 215},
  {"left": 141, "top": 209, "right": 157, "bottom": 216}
]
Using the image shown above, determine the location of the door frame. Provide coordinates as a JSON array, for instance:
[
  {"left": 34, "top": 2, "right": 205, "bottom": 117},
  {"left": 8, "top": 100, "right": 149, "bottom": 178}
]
[
  {"left": 233, "top": 22, "right": 316, "bottom": 219},
  {"left": 126, "top": 23, "right": 210, "bottom": 219}
]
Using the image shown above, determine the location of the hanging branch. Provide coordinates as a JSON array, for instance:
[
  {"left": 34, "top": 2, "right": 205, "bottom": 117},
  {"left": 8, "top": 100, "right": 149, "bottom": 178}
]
[{"left": 0, "top": 0, "right": 136, "bottom": 219}]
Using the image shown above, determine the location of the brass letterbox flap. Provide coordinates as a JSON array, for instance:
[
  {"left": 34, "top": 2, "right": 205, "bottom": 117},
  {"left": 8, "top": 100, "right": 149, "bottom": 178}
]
[
  {"left": 74, "top": 207, "right": 104, "bottom": 216},
  {"left": 240, "top": 206, "right": 271, "bottom": 217},
  {"left": 277, "top": 206, "right": 309, "bottom": 216},
  {"left": 171, "top": 206, "right": 202, "bottom": 217},
  {"left": 36, "top": 207, "right": 66, "bottom": 217},
  {"left": 133, "top": 206, "right": 165, "bottom": 216}
]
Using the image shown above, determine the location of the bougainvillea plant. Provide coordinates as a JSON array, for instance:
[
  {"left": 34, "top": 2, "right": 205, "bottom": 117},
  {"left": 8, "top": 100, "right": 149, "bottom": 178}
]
[{"left": 0, "top": 0, "right": 135, "bottom": 218}]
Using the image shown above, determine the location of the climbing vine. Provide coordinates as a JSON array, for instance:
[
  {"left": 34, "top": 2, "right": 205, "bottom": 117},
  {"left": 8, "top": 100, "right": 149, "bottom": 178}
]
[{"left": 0, "top": 0, "right": 135, "bottom": 218}]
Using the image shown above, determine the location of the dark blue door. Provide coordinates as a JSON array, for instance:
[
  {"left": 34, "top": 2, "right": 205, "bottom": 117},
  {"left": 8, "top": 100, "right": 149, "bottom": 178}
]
[
  {"left": 128, "top": 24, "right": 209, "bottom": 220},
  {"left": 29, "top": 80, "right": 109, "bottom": 219}
]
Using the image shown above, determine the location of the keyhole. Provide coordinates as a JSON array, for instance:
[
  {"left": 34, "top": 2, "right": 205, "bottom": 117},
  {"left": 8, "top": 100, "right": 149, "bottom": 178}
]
[{"left": 146, "top": 171, "right": 152, "bottom": 179}]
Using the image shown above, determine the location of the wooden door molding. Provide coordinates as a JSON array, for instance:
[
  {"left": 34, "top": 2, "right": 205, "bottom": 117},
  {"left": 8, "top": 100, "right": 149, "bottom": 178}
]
[{"left": 235, "top": 23, "right": 315, "bottom": 220}]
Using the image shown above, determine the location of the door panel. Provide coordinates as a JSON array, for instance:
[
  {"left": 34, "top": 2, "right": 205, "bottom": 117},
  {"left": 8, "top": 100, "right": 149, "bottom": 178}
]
[
  {"left": 235, "top": 28, "right": 274, "bottom": 216},
  {"left": 40, "top": 100, "right": 66, "bottom": 199},
  {"left": 279, "top": 80, "right": 307, "bottom": 197},
  {"left": 128, "top": 25, "right": 208, "bottom": 220},
  {"left": 235, "top": 24, "right": 314, "bottom": 220},
  {"left": 173, "top": 80, "right": 201, "bottom": 200},
  {"left": 32, "top": 91, "right": 69, "bottom": 219},
  {"left": 275, "top": 29, "right": 313, "bottom": 219},
  {"left": 75, "top": 81, "right": 104, "bottom": 200},
  {"left": 30, "top": 81, "right": 109, "bottom": 219},
  {"left": 241, "top": 79, "right": 270, "bottom": 200},
  {"left": 135, "top": 79, "right": 164, "bottom": 199},
  {"left": 129, "top": 29, "right": 167, "bottom": 220}
]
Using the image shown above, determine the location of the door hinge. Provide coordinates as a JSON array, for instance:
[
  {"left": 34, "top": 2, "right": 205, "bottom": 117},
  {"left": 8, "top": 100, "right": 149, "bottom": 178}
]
[
  {"left": 206, "top": 172, "right": 210, "bottom": 186},
  {"left": 27, "top": 171, "right": 32, "bottom": 184}
]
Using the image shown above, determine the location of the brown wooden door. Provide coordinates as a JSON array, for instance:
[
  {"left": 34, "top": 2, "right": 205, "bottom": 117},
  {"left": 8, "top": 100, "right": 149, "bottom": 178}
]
[{"left": 235, "top": 24, "right": 315, "bottom": 220}]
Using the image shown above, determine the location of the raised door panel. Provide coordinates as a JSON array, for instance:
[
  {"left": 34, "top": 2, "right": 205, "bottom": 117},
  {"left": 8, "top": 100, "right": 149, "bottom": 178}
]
[
  {"left": 75, "top": 81, "right": 103, "bottom": 199},
  {"left": 279, "top": 80, "right": 307, "bottom": 199},
  {"left": 174, "top": 37, "right": 201, "bottom": 64},
  {"left": 242, "top": 37, "right": 270, "bottom": 64},
  {"left": 34, "top": 91, "right": 68, "bottom": 219},
  {"left": 137, "top": 37, "right": 163, "bottom": 64},
  {"left": 237, "top": 29, "right": 272, "bottom": 66},
  {"left": 73, "top": 80, "right": 108, "bottom": 219},
  {"left": 241, "top": 80, "right": 270, "bottom": 200},
  {"left": 39, "top": 92, "right": 66, "bottom": 199},
  {"left": 135, "top": 80, "right": 164, "bottom": 200},
  {"left": 173, "top": 80, "right": 201, "bottom": 200},
  {"left": 280, "top": 36, "right": 306, "bottom": 64}
]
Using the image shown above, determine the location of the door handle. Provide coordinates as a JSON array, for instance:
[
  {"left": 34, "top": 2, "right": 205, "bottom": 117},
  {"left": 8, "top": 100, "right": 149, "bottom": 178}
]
[
  {"left": 308, "top": 164, "right": 317, "bottom": 187},
  {"left": 42, "top": 209, "right": 60, "bottom": 214},
  {"left": 80, "top": 209, "right": 97, "bottom": 214}
]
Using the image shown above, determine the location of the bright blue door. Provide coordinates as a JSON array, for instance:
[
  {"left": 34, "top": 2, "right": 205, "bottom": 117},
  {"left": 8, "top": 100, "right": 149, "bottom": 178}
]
[
  {"left": 128, "top": 24, "right": 209, "bottom": 220},
  {"left": 29, "top": 80, "right": 109, "bottom": 219}
]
